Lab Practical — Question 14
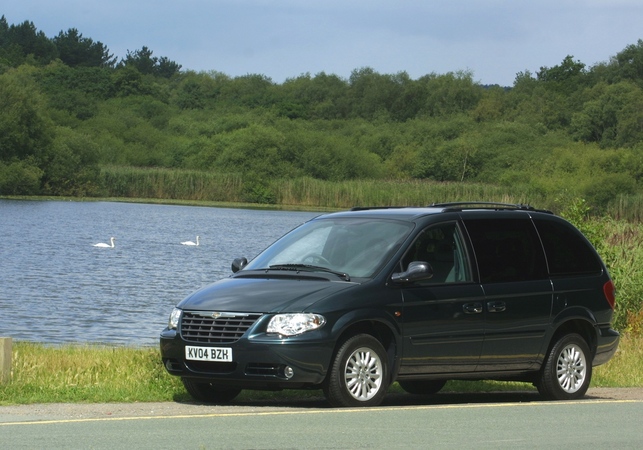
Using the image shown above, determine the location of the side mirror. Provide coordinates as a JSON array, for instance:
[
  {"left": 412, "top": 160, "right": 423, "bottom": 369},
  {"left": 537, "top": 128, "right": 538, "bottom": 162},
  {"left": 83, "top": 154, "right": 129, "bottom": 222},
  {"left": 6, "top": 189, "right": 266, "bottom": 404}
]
[
  {"left": 231, "top": 257, "right": 248, "bottom": 273},
  {"left": 391, "top": 261, "right": 434, "bottom": 284}
]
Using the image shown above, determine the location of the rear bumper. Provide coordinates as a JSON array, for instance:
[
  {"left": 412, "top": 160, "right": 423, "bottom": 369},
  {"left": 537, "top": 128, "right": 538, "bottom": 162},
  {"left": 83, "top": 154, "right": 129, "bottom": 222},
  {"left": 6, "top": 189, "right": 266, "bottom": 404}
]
[{"left": 593, "top": 326, "right": 620, "bottom": 366}]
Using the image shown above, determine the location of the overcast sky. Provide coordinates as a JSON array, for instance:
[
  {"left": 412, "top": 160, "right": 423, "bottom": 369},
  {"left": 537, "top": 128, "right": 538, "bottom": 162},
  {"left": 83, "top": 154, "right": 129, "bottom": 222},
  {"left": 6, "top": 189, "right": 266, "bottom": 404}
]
[{"left": 4, "top": 0, "right": 643, "bottom": 86}]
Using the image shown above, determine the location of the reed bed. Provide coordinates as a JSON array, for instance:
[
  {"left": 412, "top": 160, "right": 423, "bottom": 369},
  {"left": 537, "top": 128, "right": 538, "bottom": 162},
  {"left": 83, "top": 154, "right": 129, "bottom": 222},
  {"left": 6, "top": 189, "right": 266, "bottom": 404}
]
[
  {"left": 607, "top": 194, "right": 643, "bottom": 222},
  {"left": 99, "top": 167, "right": 547, "bottom": 210},
  {"left": 100, "top": 167, "right": 246, "bottom": 202},
  {"left": 274, "top": 177, "right": 540, "bottom": 209}
]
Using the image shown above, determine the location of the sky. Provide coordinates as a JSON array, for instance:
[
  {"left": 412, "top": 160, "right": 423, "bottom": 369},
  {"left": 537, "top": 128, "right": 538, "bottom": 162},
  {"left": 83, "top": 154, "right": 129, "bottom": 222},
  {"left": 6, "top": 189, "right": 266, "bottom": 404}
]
[{"left": 4, "top": 0, "right": 643, "bottom": 86}]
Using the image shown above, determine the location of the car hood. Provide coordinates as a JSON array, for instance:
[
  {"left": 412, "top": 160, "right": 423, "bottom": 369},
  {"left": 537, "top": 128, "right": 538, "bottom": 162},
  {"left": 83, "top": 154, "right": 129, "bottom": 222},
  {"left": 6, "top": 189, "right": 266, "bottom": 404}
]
[{"left": 177, "top": 275, "right": 358, "bottom": 313}]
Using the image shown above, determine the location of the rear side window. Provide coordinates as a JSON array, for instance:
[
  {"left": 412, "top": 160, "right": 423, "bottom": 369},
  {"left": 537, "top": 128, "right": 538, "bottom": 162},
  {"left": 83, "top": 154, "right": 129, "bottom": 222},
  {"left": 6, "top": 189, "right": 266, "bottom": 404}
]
[
  {"left": 464, "top": 218, "right": 548, "bottom": 283},
  {"left": 533, "top": 219, "right": 603, "bottom": 276}
]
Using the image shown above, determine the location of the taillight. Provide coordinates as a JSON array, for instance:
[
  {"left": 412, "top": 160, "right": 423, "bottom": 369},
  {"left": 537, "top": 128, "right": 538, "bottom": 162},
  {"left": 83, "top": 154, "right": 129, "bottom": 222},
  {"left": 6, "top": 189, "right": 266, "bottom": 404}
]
[{"left": 603, "top": 280, "right": 616, "bottom": 310}]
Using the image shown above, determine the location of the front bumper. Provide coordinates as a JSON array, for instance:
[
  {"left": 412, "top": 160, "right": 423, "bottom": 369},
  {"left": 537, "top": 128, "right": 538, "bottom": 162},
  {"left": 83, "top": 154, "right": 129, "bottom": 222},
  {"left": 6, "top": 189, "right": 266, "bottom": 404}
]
[{"left": 160, "top": 329, "right": 334, "bottom": 389}]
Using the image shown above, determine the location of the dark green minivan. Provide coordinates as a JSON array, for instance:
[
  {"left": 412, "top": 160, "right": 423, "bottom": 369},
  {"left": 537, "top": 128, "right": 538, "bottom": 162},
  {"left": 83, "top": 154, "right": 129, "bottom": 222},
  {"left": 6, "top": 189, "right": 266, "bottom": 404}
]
[{"left": 160, "top": 203, "right": 619, "bottom": 407}]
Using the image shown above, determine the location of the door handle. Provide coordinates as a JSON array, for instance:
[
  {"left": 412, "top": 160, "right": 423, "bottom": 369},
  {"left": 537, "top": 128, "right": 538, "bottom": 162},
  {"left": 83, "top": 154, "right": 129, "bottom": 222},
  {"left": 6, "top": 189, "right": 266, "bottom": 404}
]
[
  {"left": 487, "top": 301, "right": 506, "bottom": 313},
  {"left": 463, "top": 303, "right": 483, "bottom": 314}
]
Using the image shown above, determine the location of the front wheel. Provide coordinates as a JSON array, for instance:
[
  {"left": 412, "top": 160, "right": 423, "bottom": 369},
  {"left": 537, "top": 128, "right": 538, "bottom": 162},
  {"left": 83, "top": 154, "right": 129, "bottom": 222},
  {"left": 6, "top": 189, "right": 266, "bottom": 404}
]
[
  {"left": 323, "top": 334, "right": 388, "bottom": 407},
  {"left": 536, "top": 333, "right": 592, "bottom": 400},
  {"left": 181, "top": 378, "right": 241, "bottom": 403}
]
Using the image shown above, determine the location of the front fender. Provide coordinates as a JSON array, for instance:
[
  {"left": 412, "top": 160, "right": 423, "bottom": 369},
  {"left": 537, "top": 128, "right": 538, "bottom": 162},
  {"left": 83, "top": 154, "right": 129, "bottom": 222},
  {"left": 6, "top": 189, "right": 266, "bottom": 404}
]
[{"left": 328, "top": 307, "right": 403, "bottom": 381}]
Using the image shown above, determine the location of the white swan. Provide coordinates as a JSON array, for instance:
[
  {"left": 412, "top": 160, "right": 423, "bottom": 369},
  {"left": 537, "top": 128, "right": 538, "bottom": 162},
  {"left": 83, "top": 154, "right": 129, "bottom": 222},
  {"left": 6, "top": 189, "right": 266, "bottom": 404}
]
[
  {"left": 94, "top": 237, "right": 115, "bottom": 248},
  {"left": 181, "top": 236, "right": 200, "bottom": 246}
]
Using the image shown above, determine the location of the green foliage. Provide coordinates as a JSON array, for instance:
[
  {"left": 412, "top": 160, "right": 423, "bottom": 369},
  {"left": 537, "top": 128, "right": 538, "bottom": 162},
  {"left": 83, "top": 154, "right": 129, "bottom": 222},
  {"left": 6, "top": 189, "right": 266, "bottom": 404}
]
[
  {"left": 1, "top": 343, "right": 185, "bottom": 404},
  {"left": 41, "top": 127, "right": 101, "bottom": 196},
  {"left": 120, "top": 46, "right": 181, "bottom": 78},
  {"left": 53, "top": 28, "right": 116, "bottom": 68},
  {"left": 2, "top": 16, "right": 643, "bottom": 215},
  {"left": 0, "top": 66, "right": 54, "bottom": 162},
  {"left": 0, "top": 159, "right": 43, "bottom": 194},
  {"left": 555, "top": 196, "right": 643, "bottom": 332}
]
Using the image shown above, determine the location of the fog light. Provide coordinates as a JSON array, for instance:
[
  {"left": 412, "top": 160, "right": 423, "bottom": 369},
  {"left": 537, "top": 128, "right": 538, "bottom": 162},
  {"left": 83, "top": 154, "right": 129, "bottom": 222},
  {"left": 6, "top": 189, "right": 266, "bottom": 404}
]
[{"left": 284, "top": 366, "right": 294, "bottom": 379}]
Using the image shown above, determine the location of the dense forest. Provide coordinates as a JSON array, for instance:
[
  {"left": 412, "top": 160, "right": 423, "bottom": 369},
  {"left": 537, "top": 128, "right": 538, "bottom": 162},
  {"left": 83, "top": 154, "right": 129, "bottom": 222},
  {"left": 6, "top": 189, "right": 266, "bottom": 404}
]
[{"left": 2, "top": 16, "right": 643, "bottom": 215}]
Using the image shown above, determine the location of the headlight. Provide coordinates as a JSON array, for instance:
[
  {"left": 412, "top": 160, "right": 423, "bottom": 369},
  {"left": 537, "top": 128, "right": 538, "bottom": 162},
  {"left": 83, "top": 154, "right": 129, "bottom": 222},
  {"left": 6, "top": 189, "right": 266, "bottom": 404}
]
[
  {"left": 168, "top": 308, "right": 182, "bottom": 330},
  {"left": 267, "top": 313, "right": 326, "bottom": 336}
]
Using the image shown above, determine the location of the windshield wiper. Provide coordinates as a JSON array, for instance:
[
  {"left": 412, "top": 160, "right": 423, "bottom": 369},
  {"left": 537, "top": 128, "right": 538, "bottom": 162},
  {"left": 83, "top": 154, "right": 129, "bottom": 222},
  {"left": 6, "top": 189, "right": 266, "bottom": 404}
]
[{"left": 268, "top": 264, "right": 350, "bottom": 281}]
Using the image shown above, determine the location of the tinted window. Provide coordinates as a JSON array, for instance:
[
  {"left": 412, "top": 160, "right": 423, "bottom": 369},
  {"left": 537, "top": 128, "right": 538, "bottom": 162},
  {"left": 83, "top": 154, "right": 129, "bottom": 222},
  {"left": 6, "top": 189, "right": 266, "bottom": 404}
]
[
  {"left": 533, "top": 219, "right": 602, "bottom": 276},
  {"left": 401, "top": 222, "right": 472, "bottom": 284},
  {"left": 464, "top": 218, "right": 548, "bottom": 283}
]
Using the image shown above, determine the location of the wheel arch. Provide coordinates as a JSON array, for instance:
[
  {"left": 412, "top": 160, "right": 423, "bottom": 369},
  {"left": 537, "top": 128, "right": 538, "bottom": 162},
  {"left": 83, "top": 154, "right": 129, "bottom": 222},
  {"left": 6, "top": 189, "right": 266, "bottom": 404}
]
[
  {"left": 327, "top": 314, "right": 400, "bottom": 385},
  {"left": 549, "top": 318, "right": 598, "bottom": 360}
]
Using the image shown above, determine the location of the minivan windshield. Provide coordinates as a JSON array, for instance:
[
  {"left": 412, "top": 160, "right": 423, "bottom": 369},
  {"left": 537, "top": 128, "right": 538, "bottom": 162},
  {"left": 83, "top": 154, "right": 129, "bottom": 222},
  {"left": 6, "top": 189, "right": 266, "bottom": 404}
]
[{"left": 243, "top": 218, "right": 413, "bottom": 278}]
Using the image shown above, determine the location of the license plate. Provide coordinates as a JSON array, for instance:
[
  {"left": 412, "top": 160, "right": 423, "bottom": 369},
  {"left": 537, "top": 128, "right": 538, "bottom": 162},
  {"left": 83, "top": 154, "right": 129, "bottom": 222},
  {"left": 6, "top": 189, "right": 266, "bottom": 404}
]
[{"left": 185, "top": 346, "right": 233, "bottom": 362}]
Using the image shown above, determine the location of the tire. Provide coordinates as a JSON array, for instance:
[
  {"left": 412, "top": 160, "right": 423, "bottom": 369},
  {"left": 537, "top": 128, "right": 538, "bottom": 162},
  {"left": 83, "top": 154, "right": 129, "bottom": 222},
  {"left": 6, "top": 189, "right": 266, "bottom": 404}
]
[
  {"left": 537, "top": 333, "right": 592, "bottom": 400},
  {"left": 323, "top": 334, "right": 388, "bottom": 407},
  {"left": 181, "top": 378, "right": 241, "bottom": 403},
  {"left": 398, "top": 379, "right": 447, "bottom": 395}
]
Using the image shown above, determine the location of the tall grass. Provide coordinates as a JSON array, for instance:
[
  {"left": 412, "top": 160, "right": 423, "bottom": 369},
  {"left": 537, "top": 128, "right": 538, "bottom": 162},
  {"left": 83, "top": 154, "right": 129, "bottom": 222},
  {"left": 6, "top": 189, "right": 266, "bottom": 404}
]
[
  {"left": 591, "top": 333, "right": 643, "bottom": 387},
  {"left": 602, "top": 220, "right": 643, "bottom": 332},
  {"left": 275, "top": 177, "right": 542, "bottom": 209},
  {"left": 607, "top": 193, "right": 643, "bottom": 222},
  {"left": 0, "top": 343, "right": 183, "bottom": 404},
  {"left": 99, "top": 167, "right": 548, "bottom": 209},
  {"left": 100, "top": 166, "right": 246, "bottom": 202}
]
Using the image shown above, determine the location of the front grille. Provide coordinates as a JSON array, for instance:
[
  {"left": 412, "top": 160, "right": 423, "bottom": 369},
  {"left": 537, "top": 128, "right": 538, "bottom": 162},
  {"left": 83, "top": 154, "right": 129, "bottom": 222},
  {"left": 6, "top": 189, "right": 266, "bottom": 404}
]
[{"left": 181, "top": 311, "right": 263, "bottom": 343}]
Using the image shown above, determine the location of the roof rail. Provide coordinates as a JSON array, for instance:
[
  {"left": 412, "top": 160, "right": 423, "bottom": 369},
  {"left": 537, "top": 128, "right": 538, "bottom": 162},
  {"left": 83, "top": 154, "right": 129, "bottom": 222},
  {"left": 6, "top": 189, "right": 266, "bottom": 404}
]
[
  {"left": 428, "top": 201, "right": 540, "bottom": 212},
  {"left": 350, "top": 206, "right": 409, "bottom": 211}
]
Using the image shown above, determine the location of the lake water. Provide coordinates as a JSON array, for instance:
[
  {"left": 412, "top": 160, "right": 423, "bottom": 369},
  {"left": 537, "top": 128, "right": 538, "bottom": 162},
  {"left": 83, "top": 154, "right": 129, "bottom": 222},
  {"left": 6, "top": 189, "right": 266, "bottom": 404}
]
[{"left": 0, "top": 200, "right": 319, "bottom": 347}]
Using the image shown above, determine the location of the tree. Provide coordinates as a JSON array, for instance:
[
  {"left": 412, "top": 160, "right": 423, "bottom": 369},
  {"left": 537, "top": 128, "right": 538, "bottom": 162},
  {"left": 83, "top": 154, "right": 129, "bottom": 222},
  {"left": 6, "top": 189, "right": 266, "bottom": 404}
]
[
  {"left": 538, "top": 55, "right": 586, "bottom": 83},
  {"left": 0, "top": 159, "right": 43, "bottom": 195},
  {"left": 53, "top": 28, "right": 116, "bottom": 68},
  {"left": 219, "top": 74, "right": 276, "bottom": 107},
  {"left": 0, "top": 66, "right": 54, "bottom": 162},
  {"left": 0, "top": 18, "right": 57, "bottom": 66},
  {"left": 120, "top": 46, "right": 181, "bottom": 78},
  {"left": 571, "top": 81, "right": 643, "bottom": 147},
  {"left": 418, "top": 71, "right": 482, "bottom": 117},
  {"left": 605, "top": 39, "right": 643, "bottom": 84},
  {"left": 348, "top": 67, "right": 404, "bottom": 120},
  {"left": 40, "top": 127, "right": 101, "bottom": 195}
]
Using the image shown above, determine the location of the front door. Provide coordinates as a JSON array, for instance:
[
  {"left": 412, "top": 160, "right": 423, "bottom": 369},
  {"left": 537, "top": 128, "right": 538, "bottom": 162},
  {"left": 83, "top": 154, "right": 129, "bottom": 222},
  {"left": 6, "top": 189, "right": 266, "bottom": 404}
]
[{"left": 398, "top": 221, "right": 485, "bottom": 374}]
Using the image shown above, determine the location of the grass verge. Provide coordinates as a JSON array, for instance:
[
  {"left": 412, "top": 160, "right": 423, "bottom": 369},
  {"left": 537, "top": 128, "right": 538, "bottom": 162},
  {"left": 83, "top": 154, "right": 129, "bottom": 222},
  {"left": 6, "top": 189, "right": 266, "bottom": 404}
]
[{"left": 1, "top": 334, "right": 640, "bottom": 406}]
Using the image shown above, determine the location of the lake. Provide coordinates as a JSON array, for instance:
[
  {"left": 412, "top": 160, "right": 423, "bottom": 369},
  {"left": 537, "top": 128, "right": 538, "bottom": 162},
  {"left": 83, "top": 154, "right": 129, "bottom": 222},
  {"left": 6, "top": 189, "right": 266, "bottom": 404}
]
[{"left": 0, "top": 200, "right": 320, "bottom": 347}]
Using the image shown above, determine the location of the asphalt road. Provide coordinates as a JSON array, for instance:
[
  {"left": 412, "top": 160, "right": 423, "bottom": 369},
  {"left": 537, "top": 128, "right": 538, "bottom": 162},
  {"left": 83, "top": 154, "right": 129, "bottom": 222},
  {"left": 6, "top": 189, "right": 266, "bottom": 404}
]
[{"left": 1, "top": 388, "right": 642, "bottom": 449}]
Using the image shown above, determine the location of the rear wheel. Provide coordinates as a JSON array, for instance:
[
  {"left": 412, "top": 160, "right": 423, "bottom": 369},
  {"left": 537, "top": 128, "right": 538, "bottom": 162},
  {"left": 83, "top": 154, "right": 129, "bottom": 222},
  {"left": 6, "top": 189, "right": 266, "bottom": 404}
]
[
  {"left": 181, "top": 378, "right": 241, "bottom": 403},
  {"left": 537, "top": 333, "right": 592, "bottom": 400},
  {"left": 324, "top": 334, "right": 388, "bottom": 407},
  {"left": 398, "top": 379, "right": 447, "bottom": 395}
]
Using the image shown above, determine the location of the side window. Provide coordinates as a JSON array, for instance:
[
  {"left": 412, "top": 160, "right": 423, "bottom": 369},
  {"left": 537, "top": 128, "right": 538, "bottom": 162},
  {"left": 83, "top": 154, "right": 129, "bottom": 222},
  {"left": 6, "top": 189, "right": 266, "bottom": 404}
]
[
  {"left": 463, "top": 218, "right": 548, "bottom": 283},
  {"left": 533, "top": 219, "right": 602, "bottom": 276},
  {"left": 401, "top": 222, "right": 472, "bottom": 284}
]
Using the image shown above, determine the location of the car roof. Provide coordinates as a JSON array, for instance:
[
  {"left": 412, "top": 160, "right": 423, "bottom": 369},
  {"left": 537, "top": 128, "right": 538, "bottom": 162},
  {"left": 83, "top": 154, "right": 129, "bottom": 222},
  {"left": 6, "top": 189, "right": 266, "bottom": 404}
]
[{"left": 319, "top": 202, "right": 554, "bottom": 222}]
